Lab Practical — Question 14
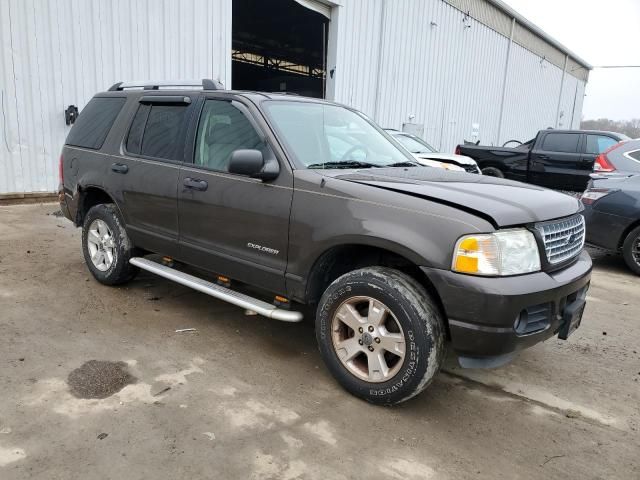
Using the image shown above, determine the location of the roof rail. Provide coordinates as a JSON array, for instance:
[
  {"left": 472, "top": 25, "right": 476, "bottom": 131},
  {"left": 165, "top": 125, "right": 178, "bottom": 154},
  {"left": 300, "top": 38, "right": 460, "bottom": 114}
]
[{"left": 108, "top": 79, "right": 224, "bottom": 91}]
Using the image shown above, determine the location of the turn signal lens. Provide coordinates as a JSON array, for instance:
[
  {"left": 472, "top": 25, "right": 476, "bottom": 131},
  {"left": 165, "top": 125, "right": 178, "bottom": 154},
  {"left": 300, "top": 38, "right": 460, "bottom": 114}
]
[{"left": 452, "top": 229, "right": 541, "bottom": 276}]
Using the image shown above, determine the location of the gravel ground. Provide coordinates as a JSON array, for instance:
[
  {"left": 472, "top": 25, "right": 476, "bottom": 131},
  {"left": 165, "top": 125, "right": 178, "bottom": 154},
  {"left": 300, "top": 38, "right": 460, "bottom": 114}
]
[{"left": 0, "top": 203, "right": 638, "bottom": 479}]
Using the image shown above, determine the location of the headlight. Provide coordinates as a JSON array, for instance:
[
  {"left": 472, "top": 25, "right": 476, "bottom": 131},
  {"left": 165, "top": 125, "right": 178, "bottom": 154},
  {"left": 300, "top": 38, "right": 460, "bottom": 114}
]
[{"left": 452, "top": 229, "right": 541, "bottom": 276}]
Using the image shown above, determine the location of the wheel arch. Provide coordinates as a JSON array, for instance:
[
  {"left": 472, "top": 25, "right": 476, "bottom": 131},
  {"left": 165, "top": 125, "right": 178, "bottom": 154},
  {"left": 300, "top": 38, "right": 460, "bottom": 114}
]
[
  {"left": 619, "top": 218, "right": 640, "bottom": 249},
  {"left": 303, "top": 242, "right": 450, "bottom": 339},
  {"left": 75, "top": 185, "right": 124, "bottom": 227}
]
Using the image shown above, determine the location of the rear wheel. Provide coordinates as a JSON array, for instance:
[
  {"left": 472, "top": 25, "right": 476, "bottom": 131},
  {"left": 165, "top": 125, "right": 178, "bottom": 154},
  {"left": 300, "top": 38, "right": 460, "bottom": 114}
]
[
  {"left": 481, "top": 166, "right": 504, "bottom": 178},
  {"left": 622, "top": 226, "right": 640, "bottom": 275},
  {"left": 82, "top": 203, "right": 139, "bottom": 285},
  {"left": 316, "top": 267, "right": 445, "bottom": 405}
]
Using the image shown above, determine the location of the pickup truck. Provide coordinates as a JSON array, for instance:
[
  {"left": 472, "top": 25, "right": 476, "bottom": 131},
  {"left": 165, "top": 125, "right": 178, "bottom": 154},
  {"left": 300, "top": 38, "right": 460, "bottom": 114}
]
[
  {"left": 456, "top": 130, "right": 629, "bottom": 191},
  {"left": 59, "top": 80, "right": 592, "bottom": 405}
]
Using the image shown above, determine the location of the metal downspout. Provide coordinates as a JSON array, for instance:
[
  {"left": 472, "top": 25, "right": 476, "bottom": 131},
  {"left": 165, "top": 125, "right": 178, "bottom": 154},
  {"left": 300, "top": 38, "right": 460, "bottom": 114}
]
[{"left": 496, "top": 17, "right": 515, "bottom": 146}]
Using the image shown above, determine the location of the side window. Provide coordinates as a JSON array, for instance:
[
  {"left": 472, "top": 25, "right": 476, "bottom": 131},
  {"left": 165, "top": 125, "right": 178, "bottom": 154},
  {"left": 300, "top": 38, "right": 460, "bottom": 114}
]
[
  {"left": 139, "top": 105, "right": 189, "bottom": 160},
  {"left": 194, "top": 100, "right": 263, "bottom": 172},
  {"left": 125, "top": 105, "right": 150, "bottom": 155},
  {"left": 585, "top": 135, "right": 617, "bottom": 155},
  {"left": 628, "top": 150, "right": 640, "bottom": 162},
  {"left": 541, "top": 133, "right": 580, "bottom": 154},
  {"left": 65, "top": 97, "right": 126, "bottom": 149}
]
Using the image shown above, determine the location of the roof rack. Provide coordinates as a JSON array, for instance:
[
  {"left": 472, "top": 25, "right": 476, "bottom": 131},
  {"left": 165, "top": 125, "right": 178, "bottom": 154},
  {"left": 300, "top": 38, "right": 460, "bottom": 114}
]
[{"left": 108, "top": 79, "right": 223, "bottom": 91}]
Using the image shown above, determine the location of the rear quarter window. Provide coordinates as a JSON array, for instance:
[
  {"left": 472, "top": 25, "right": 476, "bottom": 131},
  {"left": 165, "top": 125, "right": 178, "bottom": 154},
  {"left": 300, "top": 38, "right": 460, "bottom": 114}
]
[
  {"left": 541, "top": 133, "right": 580, "bottom": 153},
  {"left": 627, "top": 150, "right": 640, "bottom": 162},
  {"left": 65, "top": 97, "right": 126, "bottom": 149}
]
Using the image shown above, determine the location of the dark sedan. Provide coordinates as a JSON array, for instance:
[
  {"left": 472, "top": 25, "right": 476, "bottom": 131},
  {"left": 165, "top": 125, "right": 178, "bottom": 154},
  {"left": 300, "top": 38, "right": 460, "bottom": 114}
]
[{"left": 583, "top": 174, "right": 640, "bottom": 274}]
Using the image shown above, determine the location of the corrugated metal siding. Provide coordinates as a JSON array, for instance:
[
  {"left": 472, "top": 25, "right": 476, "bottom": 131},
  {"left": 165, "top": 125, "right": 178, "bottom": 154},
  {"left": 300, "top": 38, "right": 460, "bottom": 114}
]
[
  {"left": 442, "top": 0, "right": 512, "bottom": 36},
  {"left": 443, "top": 0, "right": 589, "bottom": 81},
  {"left": 0, "top": 0, "right": 23, "bottom": 195},
  {"left": 0, "top": 0, "right": 231, "bottom": 195},
  {"left": 499, "top": 43, "right": 563, "bottom": 142},
  {"left": 332, "top": 0, "right": 587, "bottom": 150},
  {"left": 326, "top": 0, "right": 384, "bottom": 116},
  {"left": 513, "top": 23, "right": 566, "bottom": 73},
  {"left": 560, "top": 74, "right": 585, "bottom": 129},
  {"left": 567, "top": 57, "right": 589, "bottom": 82},
  {"left": 375, "top": 0, "right": 509, "bottom": 150}
]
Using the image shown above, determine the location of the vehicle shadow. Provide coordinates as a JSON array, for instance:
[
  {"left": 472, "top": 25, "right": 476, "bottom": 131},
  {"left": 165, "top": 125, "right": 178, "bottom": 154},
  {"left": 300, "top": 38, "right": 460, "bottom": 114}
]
[{"left": 587, "top": 247, "right": 636, "bottom": 277}]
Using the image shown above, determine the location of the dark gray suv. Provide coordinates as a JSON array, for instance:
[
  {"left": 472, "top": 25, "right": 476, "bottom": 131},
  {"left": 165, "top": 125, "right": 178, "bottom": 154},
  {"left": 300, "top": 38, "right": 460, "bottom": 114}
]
[{"left": 59, "top": 80, "right": 592, "bottom": 405}]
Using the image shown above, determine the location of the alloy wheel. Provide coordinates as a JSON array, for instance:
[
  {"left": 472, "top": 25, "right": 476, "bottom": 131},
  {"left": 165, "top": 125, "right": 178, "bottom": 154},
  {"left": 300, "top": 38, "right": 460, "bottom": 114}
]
[
  {"left": 331, "top": 296, "right": 406, "bottom": 383},
  {"left": 87, "top": 219, "right": 116, "bottom": 272},
  {"left": 633, "top": 235, "right": 640, "bottom": 266}
]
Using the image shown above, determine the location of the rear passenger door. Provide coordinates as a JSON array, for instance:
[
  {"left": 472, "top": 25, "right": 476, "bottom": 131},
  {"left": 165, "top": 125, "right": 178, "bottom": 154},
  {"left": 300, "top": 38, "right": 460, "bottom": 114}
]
[
  {"left": 528, "top": 132, "right": 584, "bottom": 190},
  {"left": 115, "top": 95, "right": 196, "bottom": 256},
  {"left": 177, "top": 96, "right": 293, "bottom": 293}
]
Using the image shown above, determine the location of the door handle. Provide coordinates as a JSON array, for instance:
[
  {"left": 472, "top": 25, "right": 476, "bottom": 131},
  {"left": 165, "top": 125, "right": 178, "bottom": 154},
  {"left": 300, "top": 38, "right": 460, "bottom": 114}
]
[
  {"left": 183, "top": 177, "right": 208, "bottom": 191},
  {"left": 537, "top": 155, "right": 549, "bottom": 160},
  {"left": 111, "top": 163, "right": 129, "bottom": 174}
]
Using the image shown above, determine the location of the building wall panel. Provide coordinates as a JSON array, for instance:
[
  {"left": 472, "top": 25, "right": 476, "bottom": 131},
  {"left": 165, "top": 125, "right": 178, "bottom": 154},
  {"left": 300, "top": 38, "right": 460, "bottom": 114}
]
[
  {"left": 332, "top": 0, "right": 587, "bottom": 150},
  {"left": 0, "top": 0, "right": 231, "bottom": 195},
  {"left": 500, "top": 43, "right": 563, "bottom": 143},
  {"left": 326, "top": 0, "right": 384, "bottom": 117}
]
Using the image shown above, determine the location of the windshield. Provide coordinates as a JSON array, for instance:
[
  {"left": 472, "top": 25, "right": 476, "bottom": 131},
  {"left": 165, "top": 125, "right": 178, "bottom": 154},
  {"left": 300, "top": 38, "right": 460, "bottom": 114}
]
[
  {"left": 263, "top": 101, "right": 416, "bottom": 168},
  {"left": 394, "top": 134, "right": 436, "bottom": 154}
]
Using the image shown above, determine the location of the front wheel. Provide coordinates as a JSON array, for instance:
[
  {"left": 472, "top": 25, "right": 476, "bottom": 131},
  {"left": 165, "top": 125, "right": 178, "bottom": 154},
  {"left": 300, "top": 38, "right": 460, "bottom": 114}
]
[
  {"left": 622, "top": 225, "right": 640, "bottom": 275},
  {"left": 481, "top": 166, "right": 505, "bottom": 178},
  {"left": 316, "top": 267, "right": 445, "bottom": 405}
]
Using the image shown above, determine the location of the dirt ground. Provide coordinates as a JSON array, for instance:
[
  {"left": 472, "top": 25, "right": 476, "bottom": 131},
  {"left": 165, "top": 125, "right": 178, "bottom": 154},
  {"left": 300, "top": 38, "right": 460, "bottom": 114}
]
[{"left": 0, "top": 203, "right": 638, "bottom": 480}]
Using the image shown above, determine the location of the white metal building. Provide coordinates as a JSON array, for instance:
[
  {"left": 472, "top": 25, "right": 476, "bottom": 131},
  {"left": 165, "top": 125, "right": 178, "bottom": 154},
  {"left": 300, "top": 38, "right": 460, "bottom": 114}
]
[{"left": 0, "top": 0, "right": 590, "bottom": 197}]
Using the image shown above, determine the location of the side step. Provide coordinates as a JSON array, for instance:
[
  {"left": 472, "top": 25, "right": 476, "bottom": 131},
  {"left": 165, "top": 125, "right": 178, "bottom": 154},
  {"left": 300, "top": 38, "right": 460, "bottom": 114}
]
[{"left": 129, "top": 257, "right": 303, "bottom": 323}]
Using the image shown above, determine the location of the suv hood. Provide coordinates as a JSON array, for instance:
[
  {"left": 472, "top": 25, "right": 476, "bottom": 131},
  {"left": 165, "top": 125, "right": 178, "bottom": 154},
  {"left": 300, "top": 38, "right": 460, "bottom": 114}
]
[{"left": 329, "top": 167, "right": 581, "bottom": 227}]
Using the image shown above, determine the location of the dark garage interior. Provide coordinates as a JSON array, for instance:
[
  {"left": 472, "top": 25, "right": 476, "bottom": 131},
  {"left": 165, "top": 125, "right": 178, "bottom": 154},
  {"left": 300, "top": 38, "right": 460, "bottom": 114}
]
[{"left": 232, "top": 0, "right": 328, "bottom": 97}]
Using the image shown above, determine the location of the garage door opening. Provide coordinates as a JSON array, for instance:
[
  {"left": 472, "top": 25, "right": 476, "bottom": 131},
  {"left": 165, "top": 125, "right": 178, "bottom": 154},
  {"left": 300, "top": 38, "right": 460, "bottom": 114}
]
[{"left": 232, "top": 0, "right": 329, "bottom": 98}]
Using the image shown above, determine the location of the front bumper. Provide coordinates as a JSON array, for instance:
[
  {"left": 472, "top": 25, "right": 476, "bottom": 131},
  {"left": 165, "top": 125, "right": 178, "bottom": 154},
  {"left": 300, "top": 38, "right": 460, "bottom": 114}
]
[{"left": 421, "top": 250, "right": 592, "bottom": 359}]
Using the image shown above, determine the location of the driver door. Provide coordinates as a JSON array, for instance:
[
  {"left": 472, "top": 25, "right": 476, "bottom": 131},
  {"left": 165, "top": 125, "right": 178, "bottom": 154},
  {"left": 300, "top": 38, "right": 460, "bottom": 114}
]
[{"left": 177, "top": 97, "right": 293, "bottom": 292}]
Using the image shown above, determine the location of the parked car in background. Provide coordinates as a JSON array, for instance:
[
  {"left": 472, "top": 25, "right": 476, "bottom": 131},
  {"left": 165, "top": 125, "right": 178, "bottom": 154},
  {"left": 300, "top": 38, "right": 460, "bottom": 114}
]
[
  {"left": 457, "top": 130, "right": 629, "bottom": 191},
  {"left": 583, "top": 174, "right": 640, "bottom": 275},
  {"left": 385, "top": 129, "right": 481, "bottom": 173},
  {"left": 59, "top": 80, "right": 592, "bottom": 405},
  {"left": 590, "top": 138, "right": 640, "bottom": 176}
]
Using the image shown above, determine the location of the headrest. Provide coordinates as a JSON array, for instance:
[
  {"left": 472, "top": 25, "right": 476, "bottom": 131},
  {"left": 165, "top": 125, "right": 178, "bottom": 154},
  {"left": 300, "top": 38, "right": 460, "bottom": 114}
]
[{"left": 206, "top": 122, "right": 235, "bottom": 144}]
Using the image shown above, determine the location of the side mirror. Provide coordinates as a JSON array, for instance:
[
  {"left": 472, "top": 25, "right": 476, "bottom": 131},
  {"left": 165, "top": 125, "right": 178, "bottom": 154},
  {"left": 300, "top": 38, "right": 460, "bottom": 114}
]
[{"left": 228, "top": 149, "right": 279, "bottom": 181}]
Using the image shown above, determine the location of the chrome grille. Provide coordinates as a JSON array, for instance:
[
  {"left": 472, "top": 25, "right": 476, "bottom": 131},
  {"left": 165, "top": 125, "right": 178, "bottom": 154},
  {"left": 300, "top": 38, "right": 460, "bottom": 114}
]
[{"left": 536, "top": 215, "right": 585, "bottom": 265}]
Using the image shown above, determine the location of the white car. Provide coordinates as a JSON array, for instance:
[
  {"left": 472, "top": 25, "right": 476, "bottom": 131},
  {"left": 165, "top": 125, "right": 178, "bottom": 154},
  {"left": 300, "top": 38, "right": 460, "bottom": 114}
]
[{"left": 385, "top": 129, "right": 482, "bottom": 174}]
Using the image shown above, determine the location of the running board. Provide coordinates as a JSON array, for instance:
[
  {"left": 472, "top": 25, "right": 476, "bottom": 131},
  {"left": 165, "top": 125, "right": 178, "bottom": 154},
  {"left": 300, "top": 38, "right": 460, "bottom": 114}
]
[{"left": 129, "top": 257, "right": 303, "bottom": 323}]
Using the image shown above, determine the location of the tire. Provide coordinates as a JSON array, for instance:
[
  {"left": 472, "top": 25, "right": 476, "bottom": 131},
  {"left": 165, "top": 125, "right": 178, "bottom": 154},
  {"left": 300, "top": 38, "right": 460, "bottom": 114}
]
[
  {"left": 82, "top": 203, "right": 139, "bottom": 285},
  {"left": 315, "top": 267, "right": 445, "bottom": 405},
  {"left": 622, "top": 225, "right": 640, "bottom": 276},
  {"left": 481, "top": 166, "right": 505, "bottom": 178}
]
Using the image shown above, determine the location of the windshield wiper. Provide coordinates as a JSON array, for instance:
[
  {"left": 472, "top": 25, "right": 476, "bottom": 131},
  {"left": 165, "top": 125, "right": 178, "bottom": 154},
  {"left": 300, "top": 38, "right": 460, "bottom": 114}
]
[
  {"left": 387, "top": 161, "right": 420, "bottom": 167},
  {"left": 307, "top": 161, "right": 382, "bottom": 169}
]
